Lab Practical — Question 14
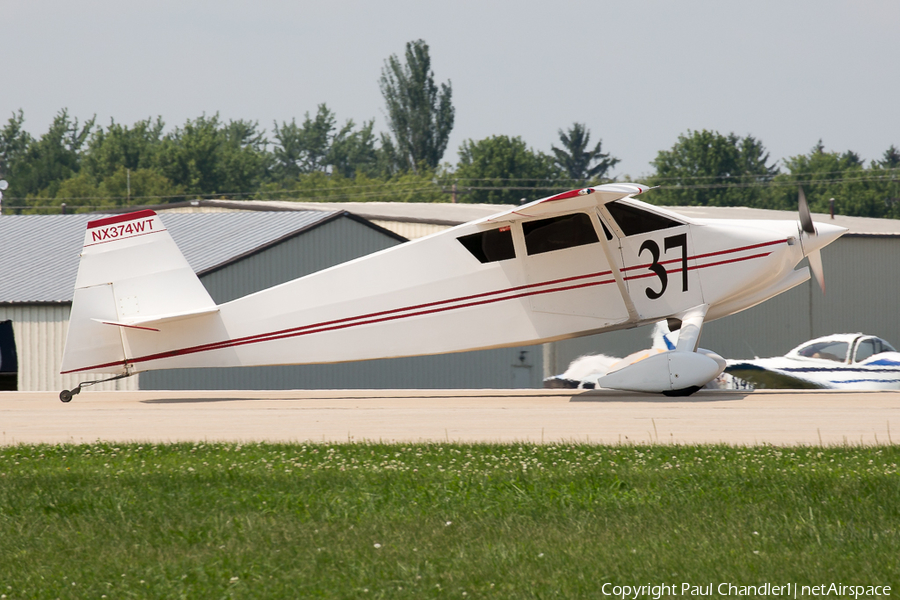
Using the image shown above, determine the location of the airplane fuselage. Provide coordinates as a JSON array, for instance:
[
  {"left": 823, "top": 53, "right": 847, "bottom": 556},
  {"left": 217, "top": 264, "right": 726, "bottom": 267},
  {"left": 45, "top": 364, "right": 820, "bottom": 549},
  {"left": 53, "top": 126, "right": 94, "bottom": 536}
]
[{"left": 69, "top": 198, "right": 839, "bottom": 376}]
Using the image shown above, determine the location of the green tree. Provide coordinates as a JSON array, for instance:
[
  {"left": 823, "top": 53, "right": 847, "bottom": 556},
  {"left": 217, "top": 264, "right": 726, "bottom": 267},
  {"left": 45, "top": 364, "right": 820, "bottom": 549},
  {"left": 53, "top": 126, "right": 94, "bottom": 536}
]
[
  {"left": 33, "top": 171, "right": 99, "bottom": 213},
  {"left": 647, "top": 129, "right": 778, "bottom": 207},
  {"left": 14, "top": 109, "right": 95, "bottom": 199},
  {"left": 23, "top": 166, "right": 182, "bottom": 214},
  {"left": 99, "top": 166, "right": 181, "bottom": 205},
  {"left": 552, "top": 123, "right": 619, "bottom": 183},
  {"left": 0, "top": 110, "right": 33, "bottom": 180},
  {"left": 219, "top": 119, "right": 271, "bottom": 194},
  {"left": 769, "top": 141, "right": 898, "bottom": 218},
  {"left": 876, "top": 145, "right": 900, "bottom": 169},
  {"left": 82, "top": 117, "right": 166, "bottom": 180},
  {"left": 155, "top": 114, "right": 269, "bottom": 197},
  {"left": 379, "top": 39, "right": 454, "bottom": 173},
  {"left": 329, "top": 119, "right": 377, "bottom": 178},
  {"left": 271, "top": 118, "right": 304, "bottom": 181},
  {"left": 272, "top": 105, "right": 378, "bottom": 180},
  {"left": 257, "top": 169, "right": 446, "bottom": 203},
  {"left": 452, "top": 135, "right": 562, "bottom": 204}
]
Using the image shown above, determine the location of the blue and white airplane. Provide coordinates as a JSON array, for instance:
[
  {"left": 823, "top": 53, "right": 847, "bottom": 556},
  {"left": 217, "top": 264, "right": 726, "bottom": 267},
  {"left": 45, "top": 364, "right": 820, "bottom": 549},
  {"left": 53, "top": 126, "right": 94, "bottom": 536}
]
[{"left": 725, "top": 333, "right": 900, "bottom": 390}]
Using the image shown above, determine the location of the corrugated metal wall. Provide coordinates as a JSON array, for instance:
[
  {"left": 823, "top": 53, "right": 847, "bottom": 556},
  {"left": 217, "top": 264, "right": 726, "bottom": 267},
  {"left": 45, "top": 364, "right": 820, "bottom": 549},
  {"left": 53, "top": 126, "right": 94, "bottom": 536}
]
[
  {"left": 198, "top": 216, "right": 398, "bottom": 304},
  {"left": 139, "top": 347, "right": 542, "bottom": 390},
  {"left": 139, "top": 217, "right": 544, "bottom": 390},
  {"left": 548, "top": 235, "right": 900, "bottom": 374},
  {"left": 0, "top": 304, "right": 138, "bottom": 392}
]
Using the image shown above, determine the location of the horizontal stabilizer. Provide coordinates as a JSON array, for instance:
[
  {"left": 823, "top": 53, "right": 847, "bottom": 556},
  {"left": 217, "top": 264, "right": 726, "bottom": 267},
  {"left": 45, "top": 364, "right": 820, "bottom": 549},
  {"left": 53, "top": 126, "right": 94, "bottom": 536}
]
[
  {"left": 94, "top": 305, "right": 220, "bottom": 329},
  {"left": 92, "top": 305, "right": 220, "bottom": 331}
]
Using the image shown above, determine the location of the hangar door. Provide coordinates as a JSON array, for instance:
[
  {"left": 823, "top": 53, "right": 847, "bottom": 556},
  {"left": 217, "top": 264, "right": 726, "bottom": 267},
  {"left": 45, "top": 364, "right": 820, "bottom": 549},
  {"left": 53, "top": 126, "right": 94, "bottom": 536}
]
[{"left": 0, "top": 320, "right": 18, "bottom": 391}]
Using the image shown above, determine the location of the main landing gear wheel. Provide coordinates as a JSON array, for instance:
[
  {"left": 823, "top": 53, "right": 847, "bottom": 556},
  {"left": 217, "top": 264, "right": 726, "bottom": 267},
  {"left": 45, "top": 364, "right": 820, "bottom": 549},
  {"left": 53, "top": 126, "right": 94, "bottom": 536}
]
[{"left": 662, "top": 385, "right": 702, "bottom": 397}]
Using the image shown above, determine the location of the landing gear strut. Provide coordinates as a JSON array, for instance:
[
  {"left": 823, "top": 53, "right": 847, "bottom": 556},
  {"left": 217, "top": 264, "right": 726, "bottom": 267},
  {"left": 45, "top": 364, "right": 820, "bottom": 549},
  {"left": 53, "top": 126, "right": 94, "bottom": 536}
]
[{"left": 60, "top": 372, "right": 134, "bottom": 403}]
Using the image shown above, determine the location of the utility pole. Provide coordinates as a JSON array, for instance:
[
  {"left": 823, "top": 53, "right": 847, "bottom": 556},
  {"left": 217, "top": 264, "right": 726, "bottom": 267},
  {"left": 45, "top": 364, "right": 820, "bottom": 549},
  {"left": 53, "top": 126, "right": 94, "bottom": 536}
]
[
  {"left": 127, "top": 168, "right": 131, "bottom": 205},
  {"left": 451, "top": 181, "right": 457, "bottom": 204}
]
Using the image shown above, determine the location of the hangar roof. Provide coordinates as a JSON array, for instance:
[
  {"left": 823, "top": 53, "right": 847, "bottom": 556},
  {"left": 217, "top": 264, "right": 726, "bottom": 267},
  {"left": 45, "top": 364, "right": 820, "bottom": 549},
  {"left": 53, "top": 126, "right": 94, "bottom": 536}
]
[{"left": 0, "top": 210, "right": 366, "bottom": 304}]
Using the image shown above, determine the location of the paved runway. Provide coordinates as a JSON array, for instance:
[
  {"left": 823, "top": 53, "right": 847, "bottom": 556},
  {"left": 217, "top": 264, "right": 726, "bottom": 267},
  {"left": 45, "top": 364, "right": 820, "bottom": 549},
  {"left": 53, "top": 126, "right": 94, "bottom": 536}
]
[{"left": 2, "top": 388, "right": 899, "bottom": 446}]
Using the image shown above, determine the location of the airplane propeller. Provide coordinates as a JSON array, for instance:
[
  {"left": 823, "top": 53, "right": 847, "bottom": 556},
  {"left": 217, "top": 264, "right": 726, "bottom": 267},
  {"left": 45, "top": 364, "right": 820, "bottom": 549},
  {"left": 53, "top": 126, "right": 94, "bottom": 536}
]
[{"left": 798, "top": 186, "right": 826, "bottom": 293}]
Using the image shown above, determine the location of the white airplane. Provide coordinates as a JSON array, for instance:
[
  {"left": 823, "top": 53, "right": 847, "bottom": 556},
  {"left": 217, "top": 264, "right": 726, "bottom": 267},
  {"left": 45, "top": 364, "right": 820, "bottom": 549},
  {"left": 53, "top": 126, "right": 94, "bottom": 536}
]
[
  {"left": 58, "top": 183, "right": 845, "bottom": 401},
  {"left": 724, "top": 333, "right": 900, "bottom": 390}
]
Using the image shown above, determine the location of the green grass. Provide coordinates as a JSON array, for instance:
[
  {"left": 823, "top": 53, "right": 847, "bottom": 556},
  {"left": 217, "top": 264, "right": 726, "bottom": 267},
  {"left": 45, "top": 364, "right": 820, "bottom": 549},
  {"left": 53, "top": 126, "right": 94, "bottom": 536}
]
[{"left": 1, "top": 443, "right": 898, "bottom": 599}]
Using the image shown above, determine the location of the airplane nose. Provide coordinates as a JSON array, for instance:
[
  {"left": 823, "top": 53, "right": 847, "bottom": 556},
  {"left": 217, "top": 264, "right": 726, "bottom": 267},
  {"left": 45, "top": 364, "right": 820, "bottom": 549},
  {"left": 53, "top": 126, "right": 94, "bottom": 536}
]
[{"left": 804, "top": 221, "right": 847, "bottom": 255}]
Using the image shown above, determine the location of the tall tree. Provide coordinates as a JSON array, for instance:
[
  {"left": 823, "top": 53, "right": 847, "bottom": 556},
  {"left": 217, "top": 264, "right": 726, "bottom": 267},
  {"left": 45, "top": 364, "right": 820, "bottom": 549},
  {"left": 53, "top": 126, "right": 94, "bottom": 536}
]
[
  {"left": 648, "top": 129, "right": 778, "bottom": 207},
  {"left": 14, "top": 109, "right": 95, "bottom": 198},
  {"left": 0, "top": 110, "right": 33, "bottom": 180},
  {"left": 379, "top": 39, "right": 454, "bottom": 173},
  {"left": 296, "top": 104, "right": 336, "bottom": 173},
  {"left": 453, "top": 135, "right": 561, "bottom": 204},
  {"left": 551, "top": 123, "right": 619, "bottom": 182}
]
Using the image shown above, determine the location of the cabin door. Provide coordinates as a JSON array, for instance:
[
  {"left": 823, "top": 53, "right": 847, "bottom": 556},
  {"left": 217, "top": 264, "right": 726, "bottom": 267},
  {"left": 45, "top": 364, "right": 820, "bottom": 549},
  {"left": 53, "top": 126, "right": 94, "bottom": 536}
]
[
  {"left": 519, "top": 210, "right": 630, "bottom": 326},
  {"left": 599, "top": 202, "right": 704, "bottom": 322}
]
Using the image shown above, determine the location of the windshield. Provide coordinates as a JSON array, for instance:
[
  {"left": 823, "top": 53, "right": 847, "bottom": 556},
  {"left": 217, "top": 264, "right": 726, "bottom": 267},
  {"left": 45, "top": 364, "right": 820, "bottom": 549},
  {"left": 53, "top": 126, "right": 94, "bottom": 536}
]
[
  {"left": 854, "top": 337, "right": 896, "bottom": 362},
  {"left": 796, "top": 340, "right": 849, "bottom": 363}
]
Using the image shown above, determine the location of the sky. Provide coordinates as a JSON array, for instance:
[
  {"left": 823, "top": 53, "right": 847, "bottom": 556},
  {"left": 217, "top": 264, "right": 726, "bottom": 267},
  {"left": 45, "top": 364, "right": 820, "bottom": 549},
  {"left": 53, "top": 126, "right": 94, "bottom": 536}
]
[{"left": 3, "top": 0, "right": 898, "bottom": 178}]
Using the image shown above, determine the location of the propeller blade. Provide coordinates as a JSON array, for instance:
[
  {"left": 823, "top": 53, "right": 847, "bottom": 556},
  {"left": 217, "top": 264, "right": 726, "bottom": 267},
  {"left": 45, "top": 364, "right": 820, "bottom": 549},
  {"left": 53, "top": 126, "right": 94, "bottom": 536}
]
[
  {"left": 798, "top": 186, "right": 815, "bottom": 234},
  {"left": 808, "top": 248, "right": 825, "bottom": 293}
]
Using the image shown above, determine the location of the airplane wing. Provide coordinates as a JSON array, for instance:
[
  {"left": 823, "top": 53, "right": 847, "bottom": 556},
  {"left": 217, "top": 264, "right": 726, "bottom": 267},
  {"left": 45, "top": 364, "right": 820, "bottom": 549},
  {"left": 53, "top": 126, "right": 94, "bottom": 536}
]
[
  {"left": 487, "top": 183, "right": 652, "bottom": 223},
  {"left": 724, "top": 362, "right": 830, "bottom": 390}
]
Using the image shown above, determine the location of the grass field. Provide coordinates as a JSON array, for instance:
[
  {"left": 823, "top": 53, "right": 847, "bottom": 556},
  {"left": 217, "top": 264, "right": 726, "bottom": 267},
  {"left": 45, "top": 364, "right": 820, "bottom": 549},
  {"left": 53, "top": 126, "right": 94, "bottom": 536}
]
[{"left": 1, "top": 442, "right": 898, "bottom": 599}]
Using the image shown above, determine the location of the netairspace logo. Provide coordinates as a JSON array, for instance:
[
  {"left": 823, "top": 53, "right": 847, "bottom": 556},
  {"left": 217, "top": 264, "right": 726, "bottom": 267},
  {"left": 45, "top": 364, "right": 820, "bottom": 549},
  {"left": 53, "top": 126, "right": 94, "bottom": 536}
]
[{"left": 599, "top": 582, "right": 892, "bottom": 599}]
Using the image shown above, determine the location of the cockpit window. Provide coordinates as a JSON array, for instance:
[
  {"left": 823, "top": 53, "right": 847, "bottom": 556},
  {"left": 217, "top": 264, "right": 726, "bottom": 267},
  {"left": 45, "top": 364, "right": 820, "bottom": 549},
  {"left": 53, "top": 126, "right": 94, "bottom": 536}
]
[
  {"left": 457, "top": 226, "right": 516, "bottom": 263},
  {"left": 606, "top": 201, "right": 682, "bottom": 236},
  {"left": 854, "top": 337, "right": 894, "bottom": 362},
  {"left": 855, "top": 339, "right": 878, "bottom": 362},
  {"left": 599, "top": 218, "right": 613, "bottom": 241},
  {"left": 797, "top": 340, "right": 849, "bottom": 363},
  {"left": 523, "top": 212, "right": 599, "bottom": 256}
]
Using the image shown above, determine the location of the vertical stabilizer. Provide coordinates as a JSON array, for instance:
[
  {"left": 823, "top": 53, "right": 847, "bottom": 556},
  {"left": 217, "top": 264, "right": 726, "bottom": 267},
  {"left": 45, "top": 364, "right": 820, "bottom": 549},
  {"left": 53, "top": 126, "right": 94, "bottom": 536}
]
[{"left": 61, "top": 210, "right": 216, "bottom": 375}]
